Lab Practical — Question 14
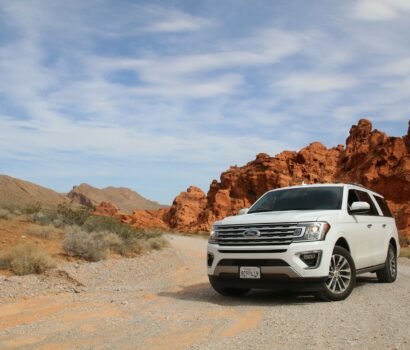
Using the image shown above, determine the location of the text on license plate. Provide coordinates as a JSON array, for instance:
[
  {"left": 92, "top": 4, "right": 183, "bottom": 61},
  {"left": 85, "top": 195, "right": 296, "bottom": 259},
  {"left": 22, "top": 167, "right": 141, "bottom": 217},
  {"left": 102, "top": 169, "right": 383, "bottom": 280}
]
[{"left": 240, "top": 266, "right": 260, "bottom": 279}]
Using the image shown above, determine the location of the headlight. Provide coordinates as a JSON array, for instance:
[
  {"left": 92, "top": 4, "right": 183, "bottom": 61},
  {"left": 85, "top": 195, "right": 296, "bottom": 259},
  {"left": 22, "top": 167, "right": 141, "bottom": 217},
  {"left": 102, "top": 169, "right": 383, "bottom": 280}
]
[
  {"left": 208, "top": 227, "right": 218, "bottom": 244},
  {"left": 293, "top": 222, "right": 330, "bottom": 242}
]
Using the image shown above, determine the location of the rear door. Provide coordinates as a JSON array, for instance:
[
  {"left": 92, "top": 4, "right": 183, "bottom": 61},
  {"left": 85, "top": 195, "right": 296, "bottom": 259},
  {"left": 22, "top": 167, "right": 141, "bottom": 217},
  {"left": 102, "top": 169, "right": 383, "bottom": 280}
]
[
  {"left": 345, "top": 189, "right": 375, "bottom": 269},
  {"left": 354, "top": 190, "right": 384, "bottom": 267}
]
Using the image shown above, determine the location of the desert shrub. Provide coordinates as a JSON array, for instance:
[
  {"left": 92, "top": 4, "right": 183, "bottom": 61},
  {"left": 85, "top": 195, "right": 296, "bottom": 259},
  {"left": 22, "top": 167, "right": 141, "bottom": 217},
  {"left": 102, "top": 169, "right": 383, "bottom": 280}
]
[
  {"left": 22, "top": 202, "right": 42, "bottom": 215},
  {"left": 27, "top": 225, "right": 57, "bottom": 239},
  {"left": 146, "top": 236, "right": 169, "bottom": 250},
  {"left": 82, "top": 216, "right": 145, "bottom": 241},
  {"left": 52, "top": 218, "right": 65, "bottom": 228},
  {"left": 0, "top": 208, "right": 11, "bottom": 219},
  {"left": 0, "top": 243, "right": 56, "bottom": 275},
  {"left": 57, "top": 204, "right": 93, "bottom": 226},
  {"left": 62, "top": 227, "right": 109, "bottom": 261},
  {"left": 28, "top": 212, "right": 56, "bottom": 226},
  {"left": 103, "top": 232, "right": 124, "bottom": 254},
  {"left": 121, "top": 237, "right": 148, "bottom": 256}
]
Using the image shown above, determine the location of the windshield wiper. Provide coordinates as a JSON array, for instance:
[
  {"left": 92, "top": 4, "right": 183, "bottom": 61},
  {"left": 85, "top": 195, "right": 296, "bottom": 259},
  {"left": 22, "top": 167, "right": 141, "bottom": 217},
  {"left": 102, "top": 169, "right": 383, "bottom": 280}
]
[{"left": 248, "top": 209, "right": 273, "bottom": 213}]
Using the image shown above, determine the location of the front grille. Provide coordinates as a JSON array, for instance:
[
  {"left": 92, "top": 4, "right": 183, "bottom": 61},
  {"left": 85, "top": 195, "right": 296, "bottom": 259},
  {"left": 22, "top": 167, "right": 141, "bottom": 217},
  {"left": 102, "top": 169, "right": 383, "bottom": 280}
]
[{"left": 214, "top": 223, "right": 301, "bottom": 246}]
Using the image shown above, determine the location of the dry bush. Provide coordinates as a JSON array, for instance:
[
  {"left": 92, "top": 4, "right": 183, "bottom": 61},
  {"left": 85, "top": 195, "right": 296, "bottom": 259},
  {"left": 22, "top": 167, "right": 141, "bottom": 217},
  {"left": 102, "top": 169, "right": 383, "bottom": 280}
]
[
  {"left": 146, "top": 237, "right": 169, "bottom": 250},
  {"left": 28, "top": 212, "right": 55, "bottom": 226},
  {"left": 103, "top": 232, "right": 123, "bottom": 254},
  {"left": 0, "top": 208, "right": 11, "bottom": 220},
  {"left": 27, "top": 225, "right": 58, "bottom": 239},
  {"left": 123, "top": 238, "right": 148, "bottom": 256},
  {"left": 0, "top": 243, "right": 56, "bottom": 275},
  {"left": 62, "top": 227, "right": 110, "bottom": 261}
]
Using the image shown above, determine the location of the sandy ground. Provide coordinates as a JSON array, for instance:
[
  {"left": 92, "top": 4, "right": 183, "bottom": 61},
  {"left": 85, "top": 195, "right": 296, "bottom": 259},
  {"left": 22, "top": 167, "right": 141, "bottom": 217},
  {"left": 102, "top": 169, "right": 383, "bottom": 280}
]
[{"left": 0, "top": 234, "right": 409, "bottom": 350}]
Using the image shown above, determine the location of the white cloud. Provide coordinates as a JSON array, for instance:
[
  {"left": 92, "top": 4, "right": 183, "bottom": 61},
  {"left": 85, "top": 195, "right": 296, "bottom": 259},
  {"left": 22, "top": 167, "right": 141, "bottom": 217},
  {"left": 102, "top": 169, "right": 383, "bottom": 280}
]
[
  {"left": 143, "top": 10, "right": 215, "bottom": 32},
  {"left": 352, "top": 0, "right": 410, "bottom": 21},
  {"left": 273, "top": 73, "right": 359, "bottom": 95}
]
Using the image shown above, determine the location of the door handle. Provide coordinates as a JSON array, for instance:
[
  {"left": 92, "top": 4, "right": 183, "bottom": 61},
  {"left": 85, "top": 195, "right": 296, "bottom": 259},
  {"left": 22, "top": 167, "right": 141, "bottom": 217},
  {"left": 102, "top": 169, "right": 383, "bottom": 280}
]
[
  {"left": 382, "top": 224, "right": 387, "bottom": 228},
  {"left": 367, "top": 224, "right": 372, "bottom": 228}
]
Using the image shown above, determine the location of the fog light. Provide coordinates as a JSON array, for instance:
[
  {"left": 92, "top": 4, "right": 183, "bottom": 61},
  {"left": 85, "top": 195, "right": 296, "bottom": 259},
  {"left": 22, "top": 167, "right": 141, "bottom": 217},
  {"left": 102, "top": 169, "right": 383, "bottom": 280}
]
[
  {"left": 299, "top": 251, "right": 322, "bottom": 268},
  {"left": 207, "top": 253, "right": 214, "bottom": 267}
]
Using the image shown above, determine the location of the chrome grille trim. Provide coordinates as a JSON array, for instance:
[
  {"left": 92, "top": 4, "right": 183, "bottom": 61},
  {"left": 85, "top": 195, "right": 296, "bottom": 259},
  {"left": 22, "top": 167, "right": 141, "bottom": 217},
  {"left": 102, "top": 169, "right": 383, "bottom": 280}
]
[{"left": 214, "top": 223, "right": 302, "bottom": 246}]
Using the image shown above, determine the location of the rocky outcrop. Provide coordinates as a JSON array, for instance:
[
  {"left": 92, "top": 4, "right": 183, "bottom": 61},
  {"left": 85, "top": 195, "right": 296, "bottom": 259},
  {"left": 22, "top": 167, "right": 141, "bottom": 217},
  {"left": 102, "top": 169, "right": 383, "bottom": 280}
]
[
  {"left": 100, "top": 119, "right": 408, "bottom": 240},
  {"left": 94, "top": 201, "right": 120, "bottom": 217},
  {"left": 167, "top": 186, "right": 207, "bottom": 232},
  {"left": 123, "top": 208, "right": 170, "bottom": 230},
  {"left": 163, "top": 119, "right": 409, "bottom": 239}
]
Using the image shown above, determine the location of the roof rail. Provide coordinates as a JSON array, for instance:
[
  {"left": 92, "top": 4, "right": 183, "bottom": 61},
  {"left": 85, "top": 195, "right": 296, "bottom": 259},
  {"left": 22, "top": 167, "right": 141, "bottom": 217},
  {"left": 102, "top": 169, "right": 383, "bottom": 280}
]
[{"left": 349, "top": 183, "right": 369, "bottom": 190}]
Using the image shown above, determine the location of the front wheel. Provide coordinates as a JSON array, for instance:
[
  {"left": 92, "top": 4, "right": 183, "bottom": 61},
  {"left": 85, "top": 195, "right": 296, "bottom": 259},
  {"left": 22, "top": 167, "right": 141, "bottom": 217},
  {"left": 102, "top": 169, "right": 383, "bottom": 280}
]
[
  {"left": 317, "top": 246, "right": 356, "bottom": 301},
  {"left": 376, "top": 244, "right": 397, "bottom": 283}
]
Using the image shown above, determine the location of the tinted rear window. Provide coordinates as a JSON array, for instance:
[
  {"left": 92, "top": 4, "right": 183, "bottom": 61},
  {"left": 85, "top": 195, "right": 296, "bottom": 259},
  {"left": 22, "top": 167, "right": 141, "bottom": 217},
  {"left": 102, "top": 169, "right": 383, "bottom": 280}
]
[
  {"left": 374, "top": 196, "right": 393, "bottom": 217},
  {"left": 248, "top": 187, "right": 343, "bottom": 213}
]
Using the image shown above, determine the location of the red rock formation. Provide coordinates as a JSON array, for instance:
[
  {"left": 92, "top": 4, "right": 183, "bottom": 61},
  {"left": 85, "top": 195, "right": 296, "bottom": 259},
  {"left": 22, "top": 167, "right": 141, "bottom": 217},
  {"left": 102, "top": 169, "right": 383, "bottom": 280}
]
[
  {"left": 166, "top": 186, "right": 207, "bottom": 232},
  {"left": 101, "top": 119, "right": 409, "bottom": 241},
  {"left": 94, "top": 201, "right": 120, "bottom": 217},
  {"left": 125, "top": 208, "right": 169, "bottom": 230},
  {"left": 167, "top": 119, "right": 410, "bottom": 241}
]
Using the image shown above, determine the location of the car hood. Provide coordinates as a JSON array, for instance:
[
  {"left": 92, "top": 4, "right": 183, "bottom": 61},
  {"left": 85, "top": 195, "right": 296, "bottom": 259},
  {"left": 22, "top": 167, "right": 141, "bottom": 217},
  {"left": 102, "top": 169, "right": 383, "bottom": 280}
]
[{"left": 215, "top": 210, "right": 340, "bottom": 226}]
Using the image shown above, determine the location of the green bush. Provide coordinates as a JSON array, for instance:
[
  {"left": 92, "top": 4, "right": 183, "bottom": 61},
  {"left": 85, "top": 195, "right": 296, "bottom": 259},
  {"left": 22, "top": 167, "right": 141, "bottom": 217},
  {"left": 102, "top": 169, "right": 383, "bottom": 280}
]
[
  {"left": 0, "top": 243, "right": 56, "bottom": 275},
  {"left": 57, "top": 204, "right": 93, "bottom": 226},
  {"left": 82, "top": 216, "right": 146, "bottom": 241}
]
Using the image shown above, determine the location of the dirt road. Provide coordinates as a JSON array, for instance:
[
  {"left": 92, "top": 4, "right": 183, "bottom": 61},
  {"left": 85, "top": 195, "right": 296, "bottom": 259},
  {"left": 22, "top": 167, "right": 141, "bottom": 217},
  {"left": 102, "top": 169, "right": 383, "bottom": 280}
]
[{"left": 0, "top": 234, "right": 409, "bottom": 350}]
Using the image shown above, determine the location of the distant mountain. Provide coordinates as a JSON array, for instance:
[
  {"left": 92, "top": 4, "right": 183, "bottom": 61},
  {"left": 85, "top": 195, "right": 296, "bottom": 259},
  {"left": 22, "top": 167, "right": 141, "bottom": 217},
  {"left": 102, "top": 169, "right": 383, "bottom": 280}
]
[
  {"left": 0, "top": 175, "right": 69, "bottom": 209},
  {"left": 67, "top": 183, "right": 165, "bottom": 213}
]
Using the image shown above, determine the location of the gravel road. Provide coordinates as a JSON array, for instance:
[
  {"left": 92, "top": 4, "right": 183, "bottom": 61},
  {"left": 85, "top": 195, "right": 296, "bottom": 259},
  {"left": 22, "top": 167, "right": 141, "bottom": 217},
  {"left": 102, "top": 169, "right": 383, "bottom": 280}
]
[{"left": 0, "top": 234, "right": 409, "bottom": 350}]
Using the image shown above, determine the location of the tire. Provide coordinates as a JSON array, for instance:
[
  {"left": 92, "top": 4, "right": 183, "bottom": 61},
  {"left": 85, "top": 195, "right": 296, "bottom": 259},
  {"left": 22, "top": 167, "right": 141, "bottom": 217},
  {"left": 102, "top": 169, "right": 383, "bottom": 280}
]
[
  {"left": 376, "top": 243, "right": 397, "bottom": 283},
  {"left": 317, "top": 246, "right": 356, "bottom": 302},
  {"left": 208, "top": 277, "right": 250, "bottom": 297}
]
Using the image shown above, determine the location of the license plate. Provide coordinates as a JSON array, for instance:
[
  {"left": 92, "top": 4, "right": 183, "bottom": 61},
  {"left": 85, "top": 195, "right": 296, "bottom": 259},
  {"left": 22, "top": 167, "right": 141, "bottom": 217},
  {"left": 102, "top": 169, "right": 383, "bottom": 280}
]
[{"left": 240, "top": 266, "right": 260, "bottom": 279}]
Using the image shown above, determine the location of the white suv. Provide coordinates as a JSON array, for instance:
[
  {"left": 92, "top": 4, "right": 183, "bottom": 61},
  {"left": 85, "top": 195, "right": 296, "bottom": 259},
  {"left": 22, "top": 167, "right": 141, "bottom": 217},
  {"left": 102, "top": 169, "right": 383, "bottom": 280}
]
[{"left": 207, "top": 184, "right": 399, "bottom": 301}]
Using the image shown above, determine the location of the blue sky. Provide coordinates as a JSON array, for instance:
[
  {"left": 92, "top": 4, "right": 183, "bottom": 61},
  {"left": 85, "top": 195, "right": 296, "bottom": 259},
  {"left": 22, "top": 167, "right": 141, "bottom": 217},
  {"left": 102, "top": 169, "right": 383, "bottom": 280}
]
[{"left": 0, "top": 0, "right": 409, "bottom": 204}]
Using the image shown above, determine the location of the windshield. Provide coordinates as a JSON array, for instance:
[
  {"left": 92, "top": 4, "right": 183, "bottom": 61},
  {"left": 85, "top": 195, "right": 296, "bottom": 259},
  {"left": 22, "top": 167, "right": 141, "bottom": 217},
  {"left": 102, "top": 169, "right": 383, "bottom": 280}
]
[{"left": 248, "top": 187, "right": 343, "bottom": 213}]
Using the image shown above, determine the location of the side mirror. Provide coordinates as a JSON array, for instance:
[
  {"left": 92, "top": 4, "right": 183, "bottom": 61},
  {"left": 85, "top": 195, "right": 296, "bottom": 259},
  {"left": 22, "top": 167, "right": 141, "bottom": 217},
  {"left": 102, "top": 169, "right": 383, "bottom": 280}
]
[
  {"left": 350, "top": 201, "right": 370, "bottom": 214},
  {"left": 238, "top": 208, "right": 249, "bottom": 215}
]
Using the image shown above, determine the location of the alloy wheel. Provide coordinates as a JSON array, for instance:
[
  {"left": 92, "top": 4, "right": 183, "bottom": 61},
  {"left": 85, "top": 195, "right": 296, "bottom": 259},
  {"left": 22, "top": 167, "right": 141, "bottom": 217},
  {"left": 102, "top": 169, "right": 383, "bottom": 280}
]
[{"left": 326, "top": 254, "right": 352, "bottom": 294}]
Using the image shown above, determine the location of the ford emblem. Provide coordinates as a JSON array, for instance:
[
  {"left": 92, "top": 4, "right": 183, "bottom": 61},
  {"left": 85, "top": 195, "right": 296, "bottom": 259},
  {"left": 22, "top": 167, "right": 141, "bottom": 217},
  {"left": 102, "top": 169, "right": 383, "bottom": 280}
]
[{"left": 243, "top": 228, "right": 261, "bottom": 237}]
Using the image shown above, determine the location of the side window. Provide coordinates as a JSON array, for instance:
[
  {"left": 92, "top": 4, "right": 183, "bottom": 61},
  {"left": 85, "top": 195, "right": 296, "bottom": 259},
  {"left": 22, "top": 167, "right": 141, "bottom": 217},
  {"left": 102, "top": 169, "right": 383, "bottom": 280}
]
[
  {"left": 347, "top": 190, "right": 359, "bottom": 208},
  {"left": 374, "top": 196, "right": 393, "bottom": 217},
  {"left": 355, "top": 190, "right": 380, "bottom": 216}
]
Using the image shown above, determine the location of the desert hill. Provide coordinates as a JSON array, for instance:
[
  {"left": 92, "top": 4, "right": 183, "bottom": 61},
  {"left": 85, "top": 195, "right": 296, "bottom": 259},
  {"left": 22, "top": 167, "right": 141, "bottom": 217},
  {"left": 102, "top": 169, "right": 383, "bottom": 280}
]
[
  {"left": 67, "top": 183, "right": 164, "bottom": 212},
  {"left": 0, "top": 175, "right": 69, "bottom": 209}
]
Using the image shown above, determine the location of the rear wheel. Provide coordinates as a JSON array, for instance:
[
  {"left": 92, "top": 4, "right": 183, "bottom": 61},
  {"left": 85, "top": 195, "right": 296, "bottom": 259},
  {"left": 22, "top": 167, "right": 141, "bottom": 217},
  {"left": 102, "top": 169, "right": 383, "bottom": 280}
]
[
  {"left": 317, "top": 246, "right": 356, "bottom": 301},
  {"left": 376, "top": 244, "right": 397, "bottom": 283},
  {"left": 208, "top": 277, "right": 250, "bottom": 297}
]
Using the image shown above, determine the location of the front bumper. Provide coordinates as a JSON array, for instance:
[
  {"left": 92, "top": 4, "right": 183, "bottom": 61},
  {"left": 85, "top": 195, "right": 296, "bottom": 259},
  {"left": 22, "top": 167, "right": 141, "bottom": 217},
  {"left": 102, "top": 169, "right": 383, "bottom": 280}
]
[{"left": 207, "top": 241, "right": 331, "bottom": 282}]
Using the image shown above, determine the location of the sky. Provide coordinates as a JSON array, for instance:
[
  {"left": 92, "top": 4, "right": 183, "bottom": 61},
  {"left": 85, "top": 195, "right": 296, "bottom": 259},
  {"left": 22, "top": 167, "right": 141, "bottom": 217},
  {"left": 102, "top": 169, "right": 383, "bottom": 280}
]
[{"left": 0, "top": 0, "right": 409, "bottom": 204}]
